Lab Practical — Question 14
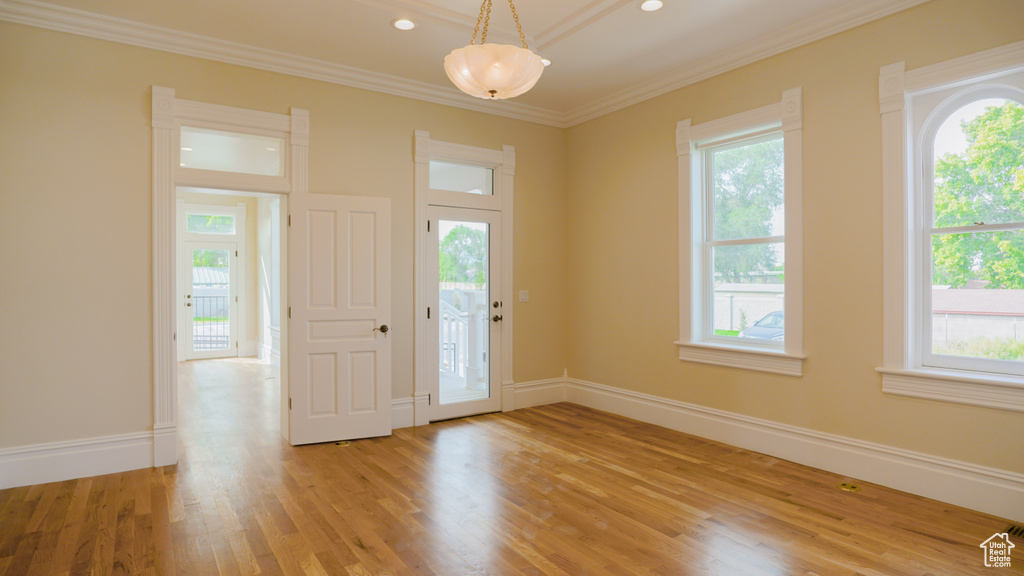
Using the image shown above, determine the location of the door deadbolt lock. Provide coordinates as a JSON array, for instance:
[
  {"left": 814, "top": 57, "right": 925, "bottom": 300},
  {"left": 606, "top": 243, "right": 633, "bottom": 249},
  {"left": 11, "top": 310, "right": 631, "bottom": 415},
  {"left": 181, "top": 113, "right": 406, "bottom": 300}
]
[
  {"left": 493, "top": 301, "right": 500, "bottom": 308},
  {"left": 492, "top": 315, "right": 503, "bottom": 322}
]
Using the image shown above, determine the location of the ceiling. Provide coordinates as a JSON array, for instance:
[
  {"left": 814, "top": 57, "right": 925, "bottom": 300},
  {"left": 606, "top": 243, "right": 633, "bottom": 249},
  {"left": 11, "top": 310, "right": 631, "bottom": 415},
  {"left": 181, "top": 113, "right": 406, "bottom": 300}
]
[{"left": 0, "top": 0, "right": 931, "bottom": 126}]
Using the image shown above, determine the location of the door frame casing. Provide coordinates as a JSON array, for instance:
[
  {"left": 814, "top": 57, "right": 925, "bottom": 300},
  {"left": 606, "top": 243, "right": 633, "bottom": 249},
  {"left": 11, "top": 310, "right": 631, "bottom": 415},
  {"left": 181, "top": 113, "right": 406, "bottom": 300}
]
[
  {"left": 152, "top": 86, "right": 307, "bottom": 466},
  {"left": 413, "top": 131, "right": 515, "bottom": 425}
]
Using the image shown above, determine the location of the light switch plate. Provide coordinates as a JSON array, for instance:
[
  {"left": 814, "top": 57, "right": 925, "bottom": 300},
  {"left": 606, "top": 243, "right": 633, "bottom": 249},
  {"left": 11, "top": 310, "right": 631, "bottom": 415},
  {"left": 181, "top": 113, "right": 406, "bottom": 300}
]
[{"left": 519, "top": 290, "right": 529, "bottom": 302}]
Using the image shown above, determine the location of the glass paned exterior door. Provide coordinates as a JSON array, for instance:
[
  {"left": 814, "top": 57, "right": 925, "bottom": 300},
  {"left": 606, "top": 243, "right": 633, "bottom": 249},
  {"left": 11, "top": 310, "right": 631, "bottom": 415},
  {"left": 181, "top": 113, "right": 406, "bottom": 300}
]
[
  {"left": 428, "top": 206, "right": 501, "bottom": 420},
  {"left": 185, "top": 241, "right": 238, "bottom": 359}
]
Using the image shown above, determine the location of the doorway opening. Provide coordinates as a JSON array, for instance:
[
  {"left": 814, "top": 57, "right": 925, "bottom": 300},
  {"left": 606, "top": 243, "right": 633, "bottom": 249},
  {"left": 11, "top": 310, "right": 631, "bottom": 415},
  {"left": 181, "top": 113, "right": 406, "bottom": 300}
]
[
  {"left": 175, "top": 188, "right": 283, "bottom": 441},
  {"left": 429, "top": 207, "right": 502, "bottom": 418},
  {"left": 413, "top": 133, "right": 515, "bottom": 424}
]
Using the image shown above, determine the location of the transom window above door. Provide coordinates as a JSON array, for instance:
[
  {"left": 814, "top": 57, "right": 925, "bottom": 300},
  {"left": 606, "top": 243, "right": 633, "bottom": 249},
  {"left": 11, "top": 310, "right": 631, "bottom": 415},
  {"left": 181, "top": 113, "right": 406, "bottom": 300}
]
[
  {"left": 186, "top": 213, "right": 236, "bottom": 235},
  {"left": 180, "top": 126, "right": 284, "bottom": 176},
  {"left": 429, "top": 161, "right": 493, "bottom": 195}
]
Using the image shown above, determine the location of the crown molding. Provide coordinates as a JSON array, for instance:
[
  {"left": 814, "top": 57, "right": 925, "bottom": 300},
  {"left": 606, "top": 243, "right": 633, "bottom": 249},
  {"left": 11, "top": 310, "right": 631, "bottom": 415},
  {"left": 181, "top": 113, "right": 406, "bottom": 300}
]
[
  {"left": 1, "top": 0, "right": 931, "bottom": 129},
  {"left": 561, "top": 0, "right": 934, "bottom": 126},
  {"left": 0, "top": 0, "right": 566, "bottom": 127}
]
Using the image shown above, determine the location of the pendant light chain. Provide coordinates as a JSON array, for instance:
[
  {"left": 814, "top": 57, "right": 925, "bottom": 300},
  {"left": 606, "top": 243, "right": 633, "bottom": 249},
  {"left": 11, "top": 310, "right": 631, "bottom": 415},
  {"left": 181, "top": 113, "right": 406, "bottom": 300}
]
[
  {"left": 481, "top": 0, "right": 492, "bottom": 44},
  {"left": 469, "top": 0, "right": 529, "bottom": 49},
  {"left": 508, "top": 1, "right": 529, "bottom": 49},
  {"left": 470, "top": 0, "right": 488, "bottom": 45}
]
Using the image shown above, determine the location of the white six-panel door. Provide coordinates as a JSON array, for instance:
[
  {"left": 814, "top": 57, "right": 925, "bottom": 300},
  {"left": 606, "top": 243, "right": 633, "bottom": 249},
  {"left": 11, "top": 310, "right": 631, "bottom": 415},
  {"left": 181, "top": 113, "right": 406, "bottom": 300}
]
[{"left": 288, "top": 193, "right": 392, "bottom": 444}]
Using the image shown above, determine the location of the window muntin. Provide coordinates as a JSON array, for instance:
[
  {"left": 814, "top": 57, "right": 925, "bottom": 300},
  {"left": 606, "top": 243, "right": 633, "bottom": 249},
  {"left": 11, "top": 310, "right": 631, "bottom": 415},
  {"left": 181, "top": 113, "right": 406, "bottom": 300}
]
[
  {"left": 704, "top": 134, "right": 786, "bottom": 346},
  {"left": 429, "top": 161, "right": 493, "bottom": 195},
  {"left": 921, "top": 97, "right": 1024, "bottom": 375}
]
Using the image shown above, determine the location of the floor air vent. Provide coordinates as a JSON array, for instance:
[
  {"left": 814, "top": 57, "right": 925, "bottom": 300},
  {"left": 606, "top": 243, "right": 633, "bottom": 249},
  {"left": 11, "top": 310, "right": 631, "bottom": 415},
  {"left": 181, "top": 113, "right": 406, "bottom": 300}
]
[{"left": 1006, "top": 525, "right": 1024, "bottom": 538}]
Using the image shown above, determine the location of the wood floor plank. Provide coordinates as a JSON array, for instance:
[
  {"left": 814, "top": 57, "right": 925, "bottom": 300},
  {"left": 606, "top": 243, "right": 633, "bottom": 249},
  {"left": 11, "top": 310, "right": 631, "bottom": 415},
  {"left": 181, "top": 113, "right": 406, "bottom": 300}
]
[{"left": 1, "top": 358, "right": 1020, "bottom": 575}]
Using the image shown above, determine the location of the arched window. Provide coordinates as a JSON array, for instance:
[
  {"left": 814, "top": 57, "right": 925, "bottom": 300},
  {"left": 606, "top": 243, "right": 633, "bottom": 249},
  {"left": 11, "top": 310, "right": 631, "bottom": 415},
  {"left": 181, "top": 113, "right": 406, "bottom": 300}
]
[
  {"left": 878, "top": 46, "right": 1024, "bottom": 411},
  {"left": 921, "top": 96, "right": 1024, "bottom": 376}
]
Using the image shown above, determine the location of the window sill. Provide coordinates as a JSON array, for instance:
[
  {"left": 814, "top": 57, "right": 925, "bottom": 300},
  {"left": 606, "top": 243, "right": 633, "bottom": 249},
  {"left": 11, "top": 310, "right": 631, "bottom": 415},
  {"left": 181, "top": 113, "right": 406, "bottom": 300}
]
[
  {"left": 877, "top": 367, "right": 1024, "bottom": 412},
  {"left": 676, "top": 341, "right": 804, "bottom": 376}
]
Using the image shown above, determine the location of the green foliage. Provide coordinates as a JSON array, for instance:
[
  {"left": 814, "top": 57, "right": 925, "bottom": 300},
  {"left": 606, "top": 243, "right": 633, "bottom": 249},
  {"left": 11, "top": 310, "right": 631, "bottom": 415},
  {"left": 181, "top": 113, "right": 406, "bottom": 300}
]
[
  {"left": 935, "top": 337, "right": 1024, "bottom": 361},
  {"left": 738, "top": 310, "right": 749, "bottom": 331},
  {"left": 193, "top": 249, "right": 229, "bottom": 268},
  {"left": 933, "top": 102, "right": 1024, "bottom": 288},
  {"left": 188, "top": 214, "right": 234, "bottom": 234},
  {"left": 439, "top": 225, "right": 487, "bottom": 286},
  {"left": 712, "top": 137, "right": 785, "bottom": 282},
  {"left": 714, "top": 329, "right": 740, "bottom": 337}
]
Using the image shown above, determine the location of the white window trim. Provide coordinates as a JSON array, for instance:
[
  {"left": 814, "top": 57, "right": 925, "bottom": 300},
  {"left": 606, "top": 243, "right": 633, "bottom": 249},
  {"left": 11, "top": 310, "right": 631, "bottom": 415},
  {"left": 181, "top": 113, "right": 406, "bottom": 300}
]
[
  {"left": 676, "top": 88, "right": 805, "bottom": 376},
  {"left": 877, "top": 41, "right": 1024, "bottom": 412}
]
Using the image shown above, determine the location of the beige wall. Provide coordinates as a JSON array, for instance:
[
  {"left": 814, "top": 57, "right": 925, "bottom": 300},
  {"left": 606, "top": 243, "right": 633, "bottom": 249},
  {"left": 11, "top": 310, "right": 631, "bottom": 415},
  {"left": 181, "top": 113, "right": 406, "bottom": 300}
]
[
  {"left": 565, "top": 0, "right": 1024, "bottom": 473},
  {"left": 0, "top": 21, "right": 568, "bottom": 448}
]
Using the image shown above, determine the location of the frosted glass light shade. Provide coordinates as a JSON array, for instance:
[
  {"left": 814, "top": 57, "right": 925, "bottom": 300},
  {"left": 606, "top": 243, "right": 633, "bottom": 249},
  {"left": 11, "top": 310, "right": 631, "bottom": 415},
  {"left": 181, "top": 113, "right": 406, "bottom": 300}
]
[{"left": 444, "top": 43, "right": 544, "bottom": 100}]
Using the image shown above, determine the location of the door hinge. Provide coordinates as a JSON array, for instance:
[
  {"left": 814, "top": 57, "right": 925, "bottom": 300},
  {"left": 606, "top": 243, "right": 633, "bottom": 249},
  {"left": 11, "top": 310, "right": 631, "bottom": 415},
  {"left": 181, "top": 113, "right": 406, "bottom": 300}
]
[
  {"left": 427, "top": 220, "right": 430, "bottom": 232},
  {"left": 427, "top": 306, "right": 431, "bottom": 319},
  {"left": 289, "top": 397, "right": 292, "bottom": 410},
  {"left": 236, "top": 341, "right": 239, "bottom": 349},
  {"left": 288, "top": 306, "right": 291, "bottom": 319},
  {"left": 288, "top": 214, "right": 291, "bottom": 226},
  {"left": 235, "top": 296, "right": 238, "bottom": 302},
  {"left": 428, "top": 393, "right": 431, "bottom": 405},
  {"left": 173, "top": 332, "right": 176, "bottom": 342},
  {"left": 235, "top": 250, "right": 238, "bottom": 257}
]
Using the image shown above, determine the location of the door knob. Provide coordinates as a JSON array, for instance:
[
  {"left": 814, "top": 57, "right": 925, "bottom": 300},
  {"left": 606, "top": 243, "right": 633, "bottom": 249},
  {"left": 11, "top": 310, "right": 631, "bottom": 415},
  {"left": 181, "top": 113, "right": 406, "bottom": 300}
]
[
  {"left": 186, "top": 302, "right": 191, "bottom": 307},
  {"left": 492, "top": 315, "right": 502, "bottom": 322},
  {"left": 374, "top": 324, "right": 389, "bottom": 335}
]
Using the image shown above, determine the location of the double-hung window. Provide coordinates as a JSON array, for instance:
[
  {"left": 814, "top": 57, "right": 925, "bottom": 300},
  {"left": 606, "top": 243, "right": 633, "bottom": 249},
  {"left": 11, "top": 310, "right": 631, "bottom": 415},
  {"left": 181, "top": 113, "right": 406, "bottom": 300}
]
[
  {"left": 677, "top": 88, "right": 804, "bottom": 376},
  {"left": 879, "top": 43, "right": 1024, "bottom": 411}
]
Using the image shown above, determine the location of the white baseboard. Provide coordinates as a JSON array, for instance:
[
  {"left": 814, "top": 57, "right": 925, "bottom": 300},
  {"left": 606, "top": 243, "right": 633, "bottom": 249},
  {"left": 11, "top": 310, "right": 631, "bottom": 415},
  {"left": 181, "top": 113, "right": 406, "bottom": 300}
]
[
  {"left": 514, "top": 378, "right": 569, "bottom": 408},
  {"left": 0, "top": 432, "right": 155, "bottom": 489},
  {"left": 392, "top": 397, "right": 415, "bottom": 430},
  {"left": 240, "top": 339, "right": 259, "bottom": 358},
  {"left": 562, "top": 377, "right": 1024, "bottom": 523}
]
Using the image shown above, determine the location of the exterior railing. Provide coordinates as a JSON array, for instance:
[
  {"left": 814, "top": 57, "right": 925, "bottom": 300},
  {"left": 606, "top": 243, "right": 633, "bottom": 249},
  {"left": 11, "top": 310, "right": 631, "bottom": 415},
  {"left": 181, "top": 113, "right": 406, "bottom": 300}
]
[
  {"left": 193, "top": 294, "right": 230, "bottom": 351},
  {"left": 440, "top": 300, "right": 467, "bottom": 377}
]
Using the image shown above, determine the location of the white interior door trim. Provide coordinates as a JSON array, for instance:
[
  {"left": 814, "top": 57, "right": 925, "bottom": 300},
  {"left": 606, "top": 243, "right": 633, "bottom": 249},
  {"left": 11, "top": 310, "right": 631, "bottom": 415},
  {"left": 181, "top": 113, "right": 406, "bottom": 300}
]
[
  {"left": 152, "top": 86, "right": 307, "bottom": 466},
  {"left": 413, "top": 131, "right": 514, "bottom": 426}
]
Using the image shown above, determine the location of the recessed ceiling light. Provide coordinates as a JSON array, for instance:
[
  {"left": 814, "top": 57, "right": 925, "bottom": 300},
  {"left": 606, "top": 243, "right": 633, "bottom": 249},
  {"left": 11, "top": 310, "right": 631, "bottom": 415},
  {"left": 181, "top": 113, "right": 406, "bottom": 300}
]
[
  {"left": 541, "top": 58, "right": 552, "bottom": 67},
  {"left": 640, "top": 0, "right": 663, "bottom": 11},
  {"left": 392, "top": 18, "right": 415, "bottom": 31},
  {"left": 181, "top": 147, "right": 193, "bottom": 151},
  {"left": 266, "top": 147, "right": 278, "bottom": 152}
]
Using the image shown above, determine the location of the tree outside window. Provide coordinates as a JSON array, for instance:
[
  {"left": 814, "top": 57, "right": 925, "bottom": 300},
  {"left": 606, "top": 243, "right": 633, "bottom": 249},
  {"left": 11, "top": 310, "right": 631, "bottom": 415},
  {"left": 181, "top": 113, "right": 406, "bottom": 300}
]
[{"left": 929, "top": 100, "right": 1024, "bottom": 362}]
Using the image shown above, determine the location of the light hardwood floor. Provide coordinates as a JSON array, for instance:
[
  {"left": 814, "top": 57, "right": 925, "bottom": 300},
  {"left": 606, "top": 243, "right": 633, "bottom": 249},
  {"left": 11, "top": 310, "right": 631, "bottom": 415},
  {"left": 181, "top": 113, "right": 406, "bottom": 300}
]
[{"left": 1, "top": 358, "right": 1020, "bottom": 575}]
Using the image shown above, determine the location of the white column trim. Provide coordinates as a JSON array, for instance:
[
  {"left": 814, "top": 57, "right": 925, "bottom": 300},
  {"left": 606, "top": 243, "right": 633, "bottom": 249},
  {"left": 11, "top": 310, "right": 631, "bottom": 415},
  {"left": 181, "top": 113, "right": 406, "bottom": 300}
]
[
  {"left": 412, "top": 130, "right": 431, "bottom": 426},
  {"left": 152, "top": 86, "right": 178, "bottom": 467}
]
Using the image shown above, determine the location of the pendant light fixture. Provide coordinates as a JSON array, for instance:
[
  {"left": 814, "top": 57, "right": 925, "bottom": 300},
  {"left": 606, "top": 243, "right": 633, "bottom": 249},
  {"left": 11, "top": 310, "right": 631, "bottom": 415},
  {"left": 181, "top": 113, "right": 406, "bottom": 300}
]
[{"left": 444, "top": 0, "right": 545, "bottom": 100}]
